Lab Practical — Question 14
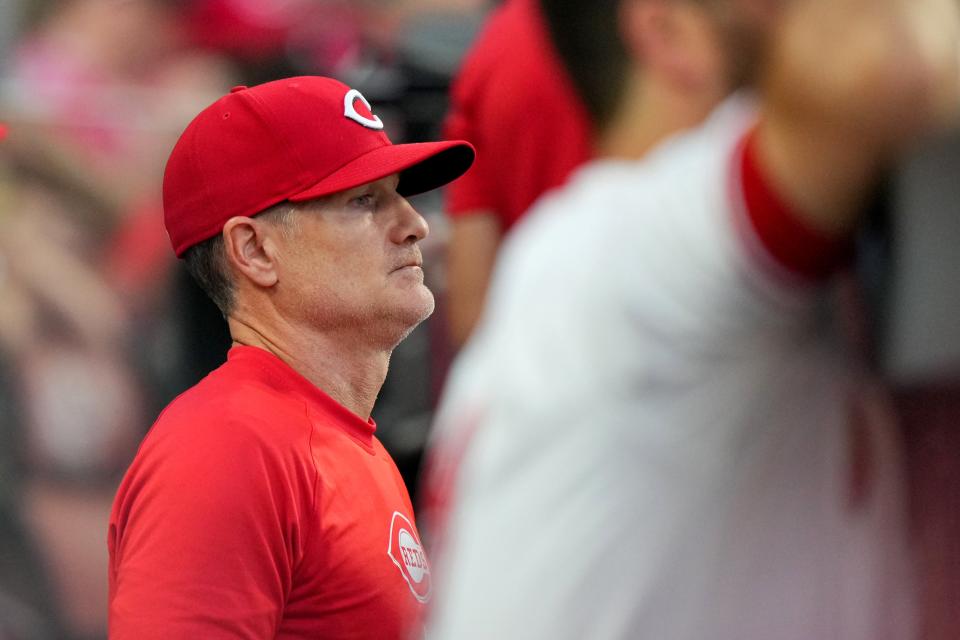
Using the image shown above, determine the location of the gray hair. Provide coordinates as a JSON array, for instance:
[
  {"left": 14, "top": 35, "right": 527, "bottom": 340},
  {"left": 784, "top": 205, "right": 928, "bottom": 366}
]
[{"left": 182, "top": 201, "right": 297, "bottom": 317}]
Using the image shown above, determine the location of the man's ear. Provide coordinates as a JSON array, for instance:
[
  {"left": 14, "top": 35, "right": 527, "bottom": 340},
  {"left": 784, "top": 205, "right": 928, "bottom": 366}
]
[
  {"left": 222, "top": 216, "right": 280, "bottom": 288},
  {"left": 620, "top": 0, "right": 726, "bottom": 93}
]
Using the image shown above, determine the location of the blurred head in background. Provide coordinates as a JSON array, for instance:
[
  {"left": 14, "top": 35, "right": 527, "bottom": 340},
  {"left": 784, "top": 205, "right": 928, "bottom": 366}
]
[{"left": 541, "top": 0, "right": 786, "bottom": 158}]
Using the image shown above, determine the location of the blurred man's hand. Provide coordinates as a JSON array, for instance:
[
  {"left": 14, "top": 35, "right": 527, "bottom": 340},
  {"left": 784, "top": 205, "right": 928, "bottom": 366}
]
[{"left": 753, "top": 0, "right": 960, "bottom": 237}]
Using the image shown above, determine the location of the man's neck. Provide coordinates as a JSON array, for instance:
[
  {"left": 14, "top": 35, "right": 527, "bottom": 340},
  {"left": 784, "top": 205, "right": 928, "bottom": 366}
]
[
  {"left": 227, "top": 317, "right": 390, "bottom": 420},
  {"left": 597, "top": 72, "right": 721, "bottom": 161}
]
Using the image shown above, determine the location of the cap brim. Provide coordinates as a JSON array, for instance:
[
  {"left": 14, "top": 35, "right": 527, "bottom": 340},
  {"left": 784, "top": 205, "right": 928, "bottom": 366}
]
[{"left": 289, "top": 140, "right": 475, "bottom": 202}]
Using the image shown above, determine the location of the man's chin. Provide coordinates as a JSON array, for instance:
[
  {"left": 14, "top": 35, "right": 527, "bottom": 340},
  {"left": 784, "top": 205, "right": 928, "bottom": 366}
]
[
  {"left": 384, "top": 287, "right": 435, "bottom": 346},
  {"left": 404, "top": 286, "right": 436, "bottom": 327}
]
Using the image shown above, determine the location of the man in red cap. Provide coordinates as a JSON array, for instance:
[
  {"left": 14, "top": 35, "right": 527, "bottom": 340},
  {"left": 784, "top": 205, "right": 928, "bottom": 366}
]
[{"left": 107, "top": 76, "right": 474, "bottom": 639}]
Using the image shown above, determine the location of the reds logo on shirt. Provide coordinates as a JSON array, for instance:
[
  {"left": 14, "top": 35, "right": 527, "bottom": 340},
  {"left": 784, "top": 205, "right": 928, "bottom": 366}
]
[{"left": 387, "top": 511, "right": 431, "bottom": 603}]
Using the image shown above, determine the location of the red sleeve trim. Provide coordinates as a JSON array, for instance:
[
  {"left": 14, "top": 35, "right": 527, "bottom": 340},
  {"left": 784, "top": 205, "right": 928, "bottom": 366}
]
[{"left": 738, "top": 128, "right": 853, "bottom": 282}]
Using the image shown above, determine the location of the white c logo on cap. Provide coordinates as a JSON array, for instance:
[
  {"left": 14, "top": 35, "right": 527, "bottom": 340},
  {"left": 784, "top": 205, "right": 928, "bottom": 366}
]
[{"left": 344, "top": 89, "right": 384, "bottom": 130}]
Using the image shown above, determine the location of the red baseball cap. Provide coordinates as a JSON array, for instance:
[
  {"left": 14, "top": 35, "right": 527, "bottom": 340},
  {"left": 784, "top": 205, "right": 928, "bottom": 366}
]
[{"left": 163, "top": 76, "right": 475, "bottom": 256}]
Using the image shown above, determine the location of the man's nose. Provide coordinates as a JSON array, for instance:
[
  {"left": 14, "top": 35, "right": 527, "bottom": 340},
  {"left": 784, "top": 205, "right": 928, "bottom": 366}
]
[{"left": 393, "top": 198, "right": 429, "bottom": 244}]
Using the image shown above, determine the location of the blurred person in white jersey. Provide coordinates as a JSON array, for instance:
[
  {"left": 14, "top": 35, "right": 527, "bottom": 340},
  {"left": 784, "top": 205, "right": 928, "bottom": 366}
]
[
  {"left": 424, "top": 0, "right": 960, "bottom": 638},
  {"left": 423, "top": 0, "right": 754, "bottom": 539}
]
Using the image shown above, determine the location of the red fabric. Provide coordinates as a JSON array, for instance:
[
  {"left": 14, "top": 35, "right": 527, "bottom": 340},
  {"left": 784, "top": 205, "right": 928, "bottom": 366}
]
[
  {"left": 443, "top": 0, "right": 594, "bottom": 232},
  {"left": 104, "top": 198, "right": 172, "bottom": 297},
  {"left": 164, "top": 76, "right": 474, "bottom": 256},
  {"left": 739, "top": 130, "right": 854, "bottom": 281},
  {"left": 109, "top": 346, "right": 430, "bottom": 639},
  {"left": 185, "top": 0, "right": 299, "bottom": 59}
]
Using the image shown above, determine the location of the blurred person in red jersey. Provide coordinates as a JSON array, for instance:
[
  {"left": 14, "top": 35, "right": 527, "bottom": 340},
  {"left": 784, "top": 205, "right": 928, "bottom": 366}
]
[
  {"left": 441, "top": 0, "right": 594, "bottom": 349},
  {"left": 108, "top": 76, "right": 474, "bottom": 639},
  {"left": 425, "top": 0, "right": 960, "bottom": 638}
]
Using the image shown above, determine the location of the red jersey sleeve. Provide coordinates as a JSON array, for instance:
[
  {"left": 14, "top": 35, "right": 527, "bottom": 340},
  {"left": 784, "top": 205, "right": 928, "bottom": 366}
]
[{"left": 108, "top": 412, "right": 316, "bottom": 639}]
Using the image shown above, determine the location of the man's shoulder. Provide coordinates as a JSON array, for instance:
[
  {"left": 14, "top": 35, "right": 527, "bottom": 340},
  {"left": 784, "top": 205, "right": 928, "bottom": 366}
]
[
  {"left": 147, "top": 365, "right": 310, "bottom": 453},
  {"left": 519, "top": 96, "right": 758, "bottom": 234},
  {"left": 472, "top": 97, "right": 760, "bottom": 341}
]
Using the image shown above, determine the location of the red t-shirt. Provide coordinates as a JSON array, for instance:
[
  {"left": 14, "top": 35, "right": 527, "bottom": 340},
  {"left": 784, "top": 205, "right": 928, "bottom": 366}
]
[
  {"left": 109, "top": 346, "right": 430, "bottom": 639},
  {"left": 443, "top": 0, "right": 594, "bottom": 232}
]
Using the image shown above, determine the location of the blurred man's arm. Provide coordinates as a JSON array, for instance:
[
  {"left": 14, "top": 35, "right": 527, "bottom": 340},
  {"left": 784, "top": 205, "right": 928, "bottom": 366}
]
[
  {"left": 754, "top": 0, "right": 960, "bottom": 238},
  {"left": 446, "top": 211, "right": 502, "bottom": 347}
]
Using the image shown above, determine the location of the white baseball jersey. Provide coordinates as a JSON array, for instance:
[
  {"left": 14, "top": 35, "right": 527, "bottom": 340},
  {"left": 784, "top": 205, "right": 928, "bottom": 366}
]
[{"left": 425, "top": 98, "right": 914, "bottom": 640}]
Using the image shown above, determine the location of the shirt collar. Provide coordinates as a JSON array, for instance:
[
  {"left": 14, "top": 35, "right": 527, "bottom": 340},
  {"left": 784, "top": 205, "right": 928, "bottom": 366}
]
[{"left": 226, "top": 345, "right": 377, "bottom": 446}]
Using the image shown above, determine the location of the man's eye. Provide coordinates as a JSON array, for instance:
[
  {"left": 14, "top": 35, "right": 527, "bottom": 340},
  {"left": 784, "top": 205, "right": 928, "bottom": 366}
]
[{"left": 350, "top": 194, "right": 376, "bottom": 209}]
